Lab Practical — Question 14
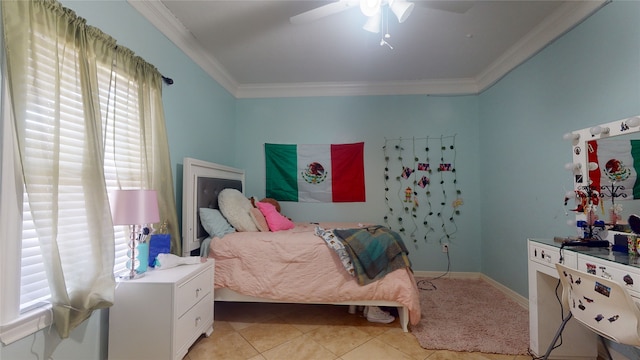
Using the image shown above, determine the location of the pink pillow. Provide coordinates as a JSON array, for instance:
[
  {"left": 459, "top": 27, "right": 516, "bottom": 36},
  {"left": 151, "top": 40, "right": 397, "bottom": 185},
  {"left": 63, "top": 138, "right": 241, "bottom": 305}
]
[{"left": 256, "top": 201, "right": 294, "bottom": 231}]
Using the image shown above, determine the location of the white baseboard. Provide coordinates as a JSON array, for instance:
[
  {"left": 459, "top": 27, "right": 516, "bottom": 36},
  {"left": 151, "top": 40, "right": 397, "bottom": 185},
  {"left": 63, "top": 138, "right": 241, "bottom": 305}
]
[
  {"left": 413, "top": 271, "right": 529, "bottom": 310},
  {"left": 480, "top": 274, "right": 529, "bottom": 310},
  {"left": 413, "top": 270, "right": 481, "bottom": 279}
]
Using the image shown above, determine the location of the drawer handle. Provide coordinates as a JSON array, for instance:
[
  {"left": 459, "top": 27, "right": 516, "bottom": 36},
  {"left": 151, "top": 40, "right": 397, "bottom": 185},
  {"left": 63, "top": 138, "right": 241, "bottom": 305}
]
[
  {"left": 195, "top": 288, "right": 201, "bottom": 297},
  {"left": 195, "top": 316, "right": 201, "bottom": 327}
]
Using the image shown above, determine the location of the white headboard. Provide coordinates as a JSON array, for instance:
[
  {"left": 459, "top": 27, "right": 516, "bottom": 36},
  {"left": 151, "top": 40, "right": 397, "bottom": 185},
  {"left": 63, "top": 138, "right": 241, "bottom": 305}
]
[{"left": 181, "top": 157, "right": 245, "bottom": 256}]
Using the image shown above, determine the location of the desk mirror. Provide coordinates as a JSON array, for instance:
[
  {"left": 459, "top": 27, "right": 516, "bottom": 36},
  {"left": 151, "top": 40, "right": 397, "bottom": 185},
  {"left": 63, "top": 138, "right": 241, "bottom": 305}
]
[{"left": 566, "top": 115, "right": 640, "bottom": 230}]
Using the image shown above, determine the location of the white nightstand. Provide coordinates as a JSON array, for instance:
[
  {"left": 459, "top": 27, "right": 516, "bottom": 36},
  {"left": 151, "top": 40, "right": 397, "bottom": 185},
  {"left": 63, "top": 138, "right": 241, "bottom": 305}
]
[{"left": 108, "top": 259, "right": 214, "bottom": 360}]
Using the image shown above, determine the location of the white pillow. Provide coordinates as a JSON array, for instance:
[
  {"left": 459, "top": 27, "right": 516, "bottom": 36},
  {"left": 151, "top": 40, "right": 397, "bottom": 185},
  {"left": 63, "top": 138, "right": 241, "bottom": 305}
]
[{"left": 218, "top": 188, "right": 258, "bottom": 232}]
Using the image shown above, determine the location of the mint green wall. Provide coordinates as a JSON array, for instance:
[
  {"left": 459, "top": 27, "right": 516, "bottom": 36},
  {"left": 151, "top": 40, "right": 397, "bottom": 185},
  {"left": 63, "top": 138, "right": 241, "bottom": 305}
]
[
  {"left": 479, "top": 0, "right": 640, "bottom": 296},
  {"left": 234, "top": 95, "right": 482, "bottom": 272}
]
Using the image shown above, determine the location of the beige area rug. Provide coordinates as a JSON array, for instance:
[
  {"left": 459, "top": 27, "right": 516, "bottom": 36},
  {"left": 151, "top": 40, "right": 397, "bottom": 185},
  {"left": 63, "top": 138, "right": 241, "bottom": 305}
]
[{"left": 410, "top": 277, "right": 529, "bottom": 355}]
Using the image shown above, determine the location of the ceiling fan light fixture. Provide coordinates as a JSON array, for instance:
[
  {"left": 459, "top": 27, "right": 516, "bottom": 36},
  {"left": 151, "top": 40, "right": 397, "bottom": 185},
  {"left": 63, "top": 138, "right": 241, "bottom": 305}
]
[
  {"left": 363, "top": 12, "right": 381, "bottom": 33},
  {"left": 389, "top": 0, "right": 414, "bottom": 23},
  {"left": 360, "top": 0, "right": 382, "bottom": 17}
]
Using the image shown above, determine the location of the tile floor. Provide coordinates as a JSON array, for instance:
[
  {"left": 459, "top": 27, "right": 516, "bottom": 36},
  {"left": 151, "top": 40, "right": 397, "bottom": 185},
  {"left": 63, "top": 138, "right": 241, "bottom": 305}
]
[{"left": 184, "top": 302, "right": 533, "bottom": 360}]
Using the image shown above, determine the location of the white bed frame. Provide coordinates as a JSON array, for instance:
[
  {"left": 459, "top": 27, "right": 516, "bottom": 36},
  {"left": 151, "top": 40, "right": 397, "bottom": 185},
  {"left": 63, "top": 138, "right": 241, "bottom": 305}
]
[{"left": 181, "top": 157, "right": 409, "bottom": 331}]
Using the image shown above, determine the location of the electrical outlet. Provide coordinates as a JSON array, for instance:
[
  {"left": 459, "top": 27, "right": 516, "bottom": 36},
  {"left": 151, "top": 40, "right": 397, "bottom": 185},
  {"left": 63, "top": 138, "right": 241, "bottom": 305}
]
[{"left": 442, "top": 243, "right": 449, "bottom": 253}]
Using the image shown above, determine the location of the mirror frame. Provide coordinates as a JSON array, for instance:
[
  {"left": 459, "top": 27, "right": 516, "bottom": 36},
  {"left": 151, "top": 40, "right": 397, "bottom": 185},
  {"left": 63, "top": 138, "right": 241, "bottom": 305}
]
[{"left": 567, "top": 115, "right": 640, "bottom": 224}]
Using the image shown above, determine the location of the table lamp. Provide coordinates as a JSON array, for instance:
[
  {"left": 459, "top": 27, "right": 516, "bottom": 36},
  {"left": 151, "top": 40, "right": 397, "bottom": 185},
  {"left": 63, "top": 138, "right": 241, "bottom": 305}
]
[{"left": 111, "top": 189, "right": 160, "bottom": 280}]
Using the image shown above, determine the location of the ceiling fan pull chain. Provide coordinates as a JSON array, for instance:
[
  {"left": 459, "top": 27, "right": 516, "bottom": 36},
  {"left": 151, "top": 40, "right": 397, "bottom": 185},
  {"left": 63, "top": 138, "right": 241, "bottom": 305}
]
[
  {"left": 380, "top": 5, "right": 394, "bottom": 49},
  {"left": 385, "top": 5, "right": 391, "bottom": 39}
]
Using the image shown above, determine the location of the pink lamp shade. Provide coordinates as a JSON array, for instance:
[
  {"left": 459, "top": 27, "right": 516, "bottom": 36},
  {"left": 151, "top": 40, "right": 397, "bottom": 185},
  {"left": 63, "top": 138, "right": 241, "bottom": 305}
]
[{"left": 111, "top": 189, "right": 160, "bottom": 225}]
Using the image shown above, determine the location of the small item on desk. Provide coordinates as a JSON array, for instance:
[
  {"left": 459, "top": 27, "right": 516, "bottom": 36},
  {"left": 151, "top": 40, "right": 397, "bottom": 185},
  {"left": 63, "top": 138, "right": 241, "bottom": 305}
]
[
  {"left": 155, "top": 253, "right": 203, "bottom": 270},
  {"left": 629, "top": 214, "right": 640, "bottom": 234},
  {"left": 554, "top": 236, "right": 579, "bottom": 243},
  {"left": 627, "top": 235, "right": 638, "bottom": 255},
  {"left": 561, "top": 239, "right": 610, "bottom": 248},
  {"left": 627, "top": 214, "right": 640, "bottom": 255}
]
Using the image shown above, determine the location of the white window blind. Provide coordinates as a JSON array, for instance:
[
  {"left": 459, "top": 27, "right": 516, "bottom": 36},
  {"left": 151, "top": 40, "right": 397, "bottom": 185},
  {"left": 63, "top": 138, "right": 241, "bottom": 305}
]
[{"left": 18, "top": 32, "right": 145, "bottom": 313}]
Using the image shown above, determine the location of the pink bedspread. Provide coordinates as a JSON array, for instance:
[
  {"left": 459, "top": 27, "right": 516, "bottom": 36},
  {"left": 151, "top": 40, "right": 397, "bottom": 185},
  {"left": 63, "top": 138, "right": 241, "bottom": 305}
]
[{"left": 209, "top": 222, "right": 421, "bottom": 325}]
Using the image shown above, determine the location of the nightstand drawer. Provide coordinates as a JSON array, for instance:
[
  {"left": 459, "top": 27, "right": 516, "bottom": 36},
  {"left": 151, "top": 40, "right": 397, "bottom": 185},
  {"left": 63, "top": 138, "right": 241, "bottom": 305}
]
[
  {"left": 177, "top": 265, "right": 213, "bottom": 316},
  {"left": 175, "top": 292, "right": 213, "bottom": 357}
]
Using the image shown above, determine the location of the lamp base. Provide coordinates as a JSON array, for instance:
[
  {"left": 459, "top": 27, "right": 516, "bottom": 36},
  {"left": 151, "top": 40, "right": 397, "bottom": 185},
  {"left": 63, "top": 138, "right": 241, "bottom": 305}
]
[{"left": 118, "top": 270, "right": 145, "bottom": 281}]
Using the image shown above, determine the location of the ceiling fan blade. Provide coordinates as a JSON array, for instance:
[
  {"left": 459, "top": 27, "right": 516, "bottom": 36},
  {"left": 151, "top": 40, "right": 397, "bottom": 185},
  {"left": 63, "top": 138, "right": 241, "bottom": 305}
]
[
  {"left": 290, "top": 0, "right": 359, "bottom": 24},
  {"left": 418, "top": 0, "right": 474, "bottom": 14}
]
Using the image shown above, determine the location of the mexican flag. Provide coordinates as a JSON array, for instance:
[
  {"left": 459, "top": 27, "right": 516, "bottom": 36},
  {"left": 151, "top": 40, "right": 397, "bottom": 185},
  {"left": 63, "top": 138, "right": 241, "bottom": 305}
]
[
  {"left": 588, "top": 139, "right": 640, "bottom": 199},
  {"left": 265, "top": 142, "right": 365, "bottom": 202}
]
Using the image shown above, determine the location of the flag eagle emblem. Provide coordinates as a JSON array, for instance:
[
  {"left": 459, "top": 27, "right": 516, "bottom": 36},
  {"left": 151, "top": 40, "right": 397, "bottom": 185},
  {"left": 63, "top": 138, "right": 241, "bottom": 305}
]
[{"left": 302, "top": 162, "right": 327, "bottom": 184}]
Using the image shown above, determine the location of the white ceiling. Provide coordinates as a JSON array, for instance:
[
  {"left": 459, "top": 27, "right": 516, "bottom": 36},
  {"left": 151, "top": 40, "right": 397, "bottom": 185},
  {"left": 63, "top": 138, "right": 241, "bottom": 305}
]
[{"left": 129, "top": 0, "right": 608, "bottom": 98}]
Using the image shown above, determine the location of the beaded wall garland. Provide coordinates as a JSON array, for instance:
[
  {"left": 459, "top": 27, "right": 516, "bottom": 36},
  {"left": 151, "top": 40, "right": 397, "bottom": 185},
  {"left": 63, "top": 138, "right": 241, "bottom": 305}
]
[{"left": 383, "top": 135, "right": 463, "bottom": 245}]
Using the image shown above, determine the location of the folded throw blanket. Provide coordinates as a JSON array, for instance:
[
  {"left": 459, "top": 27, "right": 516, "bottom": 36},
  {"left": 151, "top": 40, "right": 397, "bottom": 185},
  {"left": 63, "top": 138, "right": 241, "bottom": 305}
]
[{"left": 333, "top": 226, "right": 411, "bottom": 285}]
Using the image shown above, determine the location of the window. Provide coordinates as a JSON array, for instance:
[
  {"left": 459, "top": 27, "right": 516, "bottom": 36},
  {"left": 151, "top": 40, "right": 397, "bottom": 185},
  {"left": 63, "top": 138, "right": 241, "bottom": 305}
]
[
  {"left": 17, "top": 55, "right": 142, "bottom": 312},
  {"left": 0, "top": 7, "right": 149, "bottom": 343}
]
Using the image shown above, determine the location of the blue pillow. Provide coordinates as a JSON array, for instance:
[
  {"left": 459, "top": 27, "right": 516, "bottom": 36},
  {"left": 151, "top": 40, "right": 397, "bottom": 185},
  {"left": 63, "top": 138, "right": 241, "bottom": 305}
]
[{"left": 199, "top": 208, "right": 235, "bottom": 238}]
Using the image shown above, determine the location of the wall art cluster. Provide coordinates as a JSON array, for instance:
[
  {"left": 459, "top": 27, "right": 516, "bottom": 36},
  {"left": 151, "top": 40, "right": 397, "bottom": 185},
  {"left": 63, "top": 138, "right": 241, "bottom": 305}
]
[{"left": 383, "top": 135, "right": 463, "bottom": 245}]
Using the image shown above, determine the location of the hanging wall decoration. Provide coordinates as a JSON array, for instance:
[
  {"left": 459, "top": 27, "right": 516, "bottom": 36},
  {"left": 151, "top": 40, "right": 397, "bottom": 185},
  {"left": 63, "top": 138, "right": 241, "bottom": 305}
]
[{"left": 383, "top": 135, "right": 463, "bottom": 245}]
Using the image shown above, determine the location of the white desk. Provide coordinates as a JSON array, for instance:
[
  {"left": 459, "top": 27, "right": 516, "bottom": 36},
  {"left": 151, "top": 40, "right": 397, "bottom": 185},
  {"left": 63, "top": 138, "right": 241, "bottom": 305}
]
[{"left": 528, "top": 238, "right": 640, "bottom": 359}]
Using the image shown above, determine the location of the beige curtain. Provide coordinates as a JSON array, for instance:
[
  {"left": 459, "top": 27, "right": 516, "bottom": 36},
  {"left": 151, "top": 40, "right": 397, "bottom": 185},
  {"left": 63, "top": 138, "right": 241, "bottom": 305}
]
[
  {"left": 2, "top": 0, "right": 180, "bottom": 338},
  {"left": 111, "top": 47, "right": 182, "bottom": 255}
]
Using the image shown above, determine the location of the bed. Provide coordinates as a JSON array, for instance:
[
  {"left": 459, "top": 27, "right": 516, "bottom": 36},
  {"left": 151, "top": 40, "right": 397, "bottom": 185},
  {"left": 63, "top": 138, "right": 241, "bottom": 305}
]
[{"left": 181, "top": 157, "right": 421, "bottom": 331}]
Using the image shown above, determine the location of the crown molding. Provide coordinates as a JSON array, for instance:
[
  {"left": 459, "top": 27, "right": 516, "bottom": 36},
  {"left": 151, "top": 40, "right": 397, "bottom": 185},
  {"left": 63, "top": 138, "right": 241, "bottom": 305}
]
[
  {"left": 129, "top": 0, "right": 609, "bottom": 99},
  {"left": 475, "top": 0, "right": 609, "bottom": 92},
  {"left": 235, "top": 78, "right": 479, "bottom": 98},
  {"left": 126, "top": 0, "right": 238, "bottom": 95}
]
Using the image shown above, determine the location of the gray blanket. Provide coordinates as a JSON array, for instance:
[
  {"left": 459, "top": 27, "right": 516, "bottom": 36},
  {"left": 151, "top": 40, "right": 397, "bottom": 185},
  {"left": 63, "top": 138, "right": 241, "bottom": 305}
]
[{"left": 333, "top": 226, "right": 411, "bottom": 285}]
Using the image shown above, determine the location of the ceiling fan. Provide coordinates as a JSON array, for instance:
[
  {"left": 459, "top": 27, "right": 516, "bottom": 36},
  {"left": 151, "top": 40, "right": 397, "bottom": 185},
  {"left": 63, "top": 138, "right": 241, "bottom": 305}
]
[
  {"left": 289, "top": 0, "right": 474, "bottom": 26},
  {"left": 290, "top": 0, "right": 473, "bottom": 48}
]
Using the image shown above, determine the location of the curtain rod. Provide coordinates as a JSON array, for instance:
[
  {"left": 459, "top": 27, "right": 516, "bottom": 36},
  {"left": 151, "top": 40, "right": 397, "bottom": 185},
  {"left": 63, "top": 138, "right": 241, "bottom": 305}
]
[{"left": 162, "top": 76, "right": 174, "bottom": 85}]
